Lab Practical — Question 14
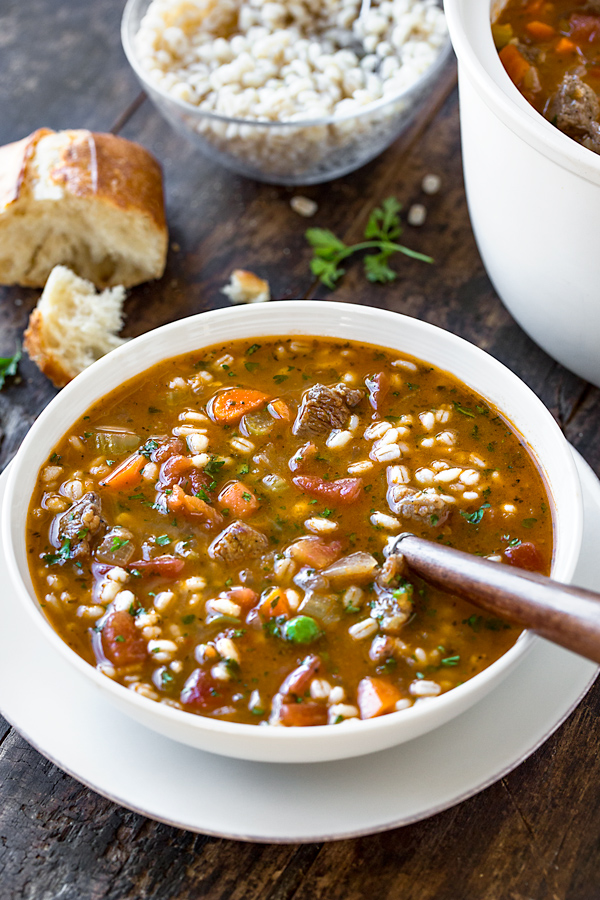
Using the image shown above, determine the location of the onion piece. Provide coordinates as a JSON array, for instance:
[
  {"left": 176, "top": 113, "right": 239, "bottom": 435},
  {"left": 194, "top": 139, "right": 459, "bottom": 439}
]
[
  {"left": 321, "top": 551, "right": 379, "bottom": 587},
  {"left": 94, "top": 527, "right": 135, "bottom": 566}
]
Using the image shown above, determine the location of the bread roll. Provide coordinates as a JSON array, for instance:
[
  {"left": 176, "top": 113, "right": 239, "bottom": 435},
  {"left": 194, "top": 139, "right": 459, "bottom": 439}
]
[
  {"left": 0, "top": 128, "right": 167, "bottom": 288},
  {"left": 24, "top": 265, "right": 127, "bottom": 387}
]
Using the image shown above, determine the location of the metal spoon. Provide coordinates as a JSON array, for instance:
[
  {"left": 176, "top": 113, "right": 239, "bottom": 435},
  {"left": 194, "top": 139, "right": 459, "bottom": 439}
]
[{"left": 388, "top": 532, "right": 600, "bottom": 665}]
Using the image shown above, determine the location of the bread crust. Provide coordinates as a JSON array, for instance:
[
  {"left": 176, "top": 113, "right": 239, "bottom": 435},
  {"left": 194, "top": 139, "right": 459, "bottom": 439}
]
[
  {"left": 0, "top": 128, "right": 167, "bottom": 288},
  {"left": 46, "top": 130, "right": 167, "bottom": 234},
  {"left": 0, "top": 127, "right": 51, "bottom": 211},
  {"left": 23, "top": 308, "right": 73, "bottom": 388}
]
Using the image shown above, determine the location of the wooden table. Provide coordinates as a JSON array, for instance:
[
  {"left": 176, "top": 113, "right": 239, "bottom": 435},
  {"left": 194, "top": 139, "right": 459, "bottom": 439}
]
[{"left": 1, "top": 2, "right": 600, "bottom": 897}]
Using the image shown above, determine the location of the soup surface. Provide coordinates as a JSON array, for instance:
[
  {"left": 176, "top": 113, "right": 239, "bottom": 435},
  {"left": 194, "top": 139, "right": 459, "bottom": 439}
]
[
  {"left": 27, "top": 337, "right": 553, "bottom": 726},
  {"left": 493, "top": 0, "right": 600, "bottom": 153}
]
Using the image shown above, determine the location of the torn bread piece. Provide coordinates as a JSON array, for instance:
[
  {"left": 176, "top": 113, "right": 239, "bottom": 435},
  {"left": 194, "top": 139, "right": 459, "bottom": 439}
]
[
  {"left": 0, "top": 128, "right": 167, "bottom": 288},
  {"left": 222, "top": 269, "right": 270, "bottom": 304},
  {"left": 24, "top": 265, "right": 128, "bottom": 387}
]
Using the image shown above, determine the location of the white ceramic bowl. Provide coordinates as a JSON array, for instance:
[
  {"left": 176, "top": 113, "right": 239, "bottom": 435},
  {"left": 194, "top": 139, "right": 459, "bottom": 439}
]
[
  {"left": 444, "top": 0, "right": 600, "bottom": 387},
  {"left": 121, "top": 0, "right": 452, "bottom": 185},
  {"left": 1, "top": 302, "right": 583, "bottom": 762}
]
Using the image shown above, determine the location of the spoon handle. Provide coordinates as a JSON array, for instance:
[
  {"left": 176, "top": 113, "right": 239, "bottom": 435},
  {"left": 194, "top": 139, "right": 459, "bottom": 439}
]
[{"left": 390, "top": 533, "right": 600, "bottom": 665}]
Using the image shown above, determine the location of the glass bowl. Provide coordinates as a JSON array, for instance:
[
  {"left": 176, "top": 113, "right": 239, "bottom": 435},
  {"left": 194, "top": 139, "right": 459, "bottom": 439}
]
[{"left": 121, "top": 0, "right": 452, "bottom": 185}]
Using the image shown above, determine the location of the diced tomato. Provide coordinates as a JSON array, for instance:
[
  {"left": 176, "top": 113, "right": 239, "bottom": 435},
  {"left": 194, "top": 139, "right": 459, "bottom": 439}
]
[
  {"left": 128, "top": 555, "right": 185, "bottom": 577},
  {"left": 504, "top": 541, "right": 544, "bottom": 573},
  {"left": 279, "top": 700, "right": 328, "bottom": 726},
  {"left": 287, "top": 537, "right": 343, "bottom": 569},
  {"left": 152, "top": 438, "right": 185, "bottom": 464},
  {"left": 188, "top": 469, "right": 213, "bottom": 496},
  {"left": 166, "top": 484, "right": 223, "bottom": 529},
  {"left": 101, "top": 610, "right": 147, "bottom": 666},
  {"left": 258, "top": 587, "right": 290, "bottom": 620},
  {"left": 209, "top": 389, "right": 271, "bottom": 425},
  {"left": 293, "top": 475, "right": 363, "bottom": 505},
  {"left": 279, "top": 654, "right": 321, "bottom": 697},
  {"left": 365, "top": 372, "right": 390, "bottom": 412},
  {"left": 159, "top": 454, "right": 193, "bottom": 487},
  {"left": 288, "top": 442, "right": 317, "bottom": 472},
  {"left": 357, "top": 676, "right": 402, "bottom": 719},
  {"left": 99, "top": 453, "right": 145, "bottom": 491},
  {"left": 218, "top": 481, "right": 260, "bottom": 518},
  {"left": 180, "top": 668, "right": 229, "bottom": 710},
  {"left": 569, "top": 12, "right": 600, "bottom": 43},
  {"left": 227, "top": 586, "right": 258, "bottom": 610}
]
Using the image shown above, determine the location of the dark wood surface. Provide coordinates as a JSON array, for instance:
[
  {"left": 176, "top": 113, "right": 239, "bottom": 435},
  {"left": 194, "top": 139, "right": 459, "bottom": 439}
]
[{"left": 1, "top": 1, "right": 600, "bottom": 897}]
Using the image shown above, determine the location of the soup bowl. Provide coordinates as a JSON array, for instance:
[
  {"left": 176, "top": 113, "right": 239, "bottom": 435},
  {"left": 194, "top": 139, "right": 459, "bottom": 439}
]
[
  {"left": 1, "top": 301, "right": 582, "bottom": 762},
  {"left": 444, "top": 0, "right": 600, "bottom": 388}
]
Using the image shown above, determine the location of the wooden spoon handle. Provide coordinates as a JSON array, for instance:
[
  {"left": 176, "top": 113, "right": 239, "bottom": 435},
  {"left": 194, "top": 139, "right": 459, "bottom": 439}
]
[{"left": 390, "top": 533, "right": 600, "bottom": 665}]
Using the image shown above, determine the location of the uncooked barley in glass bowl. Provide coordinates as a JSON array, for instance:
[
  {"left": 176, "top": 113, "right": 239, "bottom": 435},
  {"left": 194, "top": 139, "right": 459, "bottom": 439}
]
[{"left": 121, "top": 0, "right": 450, "bottom": 184}]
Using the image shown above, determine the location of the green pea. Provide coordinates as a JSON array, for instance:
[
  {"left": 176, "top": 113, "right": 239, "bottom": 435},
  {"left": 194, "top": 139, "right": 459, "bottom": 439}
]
[{"left": 283, "top": 616, "right": 322, "bottom": 644}]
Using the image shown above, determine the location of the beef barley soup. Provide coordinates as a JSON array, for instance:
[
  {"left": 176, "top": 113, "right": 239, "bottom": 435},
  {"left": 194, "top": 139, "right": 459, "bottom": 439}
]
[
  {"left": 493, "top": 0, "right": 600, "bottom": 154},
  {"left": 26, "top": 337, "right": 553, "bottom": 727}
]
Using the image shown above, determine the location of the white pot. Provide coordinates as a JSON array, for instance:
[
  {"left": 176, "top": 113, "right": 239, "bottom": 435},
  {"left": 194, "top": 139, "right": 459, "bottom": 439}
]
[{"left": 444, "top": 0, "right": 600, "bottom": 387}]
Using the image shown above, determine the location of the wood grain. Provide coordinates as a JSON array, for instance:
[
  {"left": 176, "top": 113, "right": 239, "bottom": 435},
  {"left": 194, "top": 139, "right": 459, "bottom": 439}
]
[{"left": 1, "top": 1, "right": 600, "bottom": 898}]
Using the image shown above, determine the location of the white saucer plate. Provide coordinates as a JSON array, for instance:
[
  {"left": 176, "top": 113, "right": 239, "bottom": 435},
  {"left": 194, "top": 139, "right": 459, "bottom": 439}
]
[{"left": 0, "top": 449, "right": 597, "bottom": 843}]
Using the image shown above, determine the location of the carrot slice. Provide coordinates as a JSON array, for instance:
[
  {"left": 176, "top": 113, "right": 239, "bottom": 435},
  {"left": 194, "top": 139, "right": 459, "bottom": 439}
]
[
  {"left": 525, "top": 20, "right": 555, "bottom": 40},
  {"left": 357, "top": 676, "right": 403, "bottom": 719},
  {"left": 218, "top": 481, "right": 260, "bottom": 518},
  {"left": 259, "top": 587, "right": 290, "bottom": 620},
  {"left": 99, "top": 452, "right": 145, "bottom": 490},
  {"left": 499, "top": 44, "right": 531, "bottom": 86},
  {"left": 209, "top": 389, "right": 271, "bottom": 425},
  {"left": 268, "top": 399, "right": 292, "bottom": 421},
  {"left": 555, "top": 36, "right": 577, "bottom": 54}
]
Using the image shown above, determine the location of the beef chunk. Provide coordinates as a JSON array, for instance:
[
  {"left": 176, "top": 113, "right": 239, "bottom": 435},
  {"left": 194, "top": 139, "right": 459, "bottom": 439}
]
[
  {"left": 208, "top": 520, "right": 269, "bottom": 563},
  {"left": 386, "top": 485, "right": 451, "bottom": 527},
  {"left": 57, "top": 492, "right": 106, "bottom": 558},
  {"left": 376, "top": 553, "right": 408, "bottom": 588},
  {"left": 547, "top": 73, "right": 600, "bottom": 152},
  {"left": 292, "top": 383, "right": 363, "bottom": 438},
  {"left": 370, "top": 583, "right": 413, "bottom": 635}
]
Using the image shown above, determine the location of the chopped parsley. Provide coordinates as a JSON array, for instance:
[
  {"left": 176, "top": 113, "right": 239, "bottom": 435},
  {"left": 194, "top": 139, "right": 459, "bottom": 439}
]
[
  {"left": 42, "top": 539, "right": 72, "bottom": 566},
  {"left": 205, "top": 457, "right": 226, "bottom": 476},
  {"left": 460, "top": 502, "right": 491, "bottom": 525},
  {"left": 110, "top": 536, "right": 130, "bottom": 551},
  {"left": 140, "top": 439, "right": 159, "bottom": 459},
  {"left": 0, "top": 346, "right": 21, "bottom": 390},
  {"left": 453, "top": 402, "right": 475, "bottom": 417}
]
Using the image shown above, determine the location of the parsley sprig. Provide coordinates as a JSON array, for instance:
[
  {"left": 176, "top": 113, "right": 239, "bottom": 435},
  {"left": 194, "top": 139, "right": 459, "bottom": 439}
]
[
  {"left": 0, "top": 346, "right": 21, "bottom": 390},
  {"left": 306, "top": 198, "right": 433, "bottom": 290}
]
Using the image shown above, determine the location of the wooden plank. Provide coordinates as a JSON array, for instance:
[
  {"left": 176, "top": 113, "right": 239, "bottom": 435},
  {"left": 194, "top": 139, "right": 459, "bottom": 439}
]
[{"left": 0, "top": 0, "right": 140, "bottom": 145}]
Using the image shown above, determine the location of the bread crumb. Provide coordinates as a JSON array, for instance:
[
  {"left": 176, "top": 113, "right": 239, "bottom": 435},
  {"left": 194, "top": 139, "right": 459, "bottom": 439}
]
[
  {"left": 290, "top": 196, "right": 318, "bottom": 217},
  {"left": 24, "top": 265, "right": 127, "bottom": 387},
  {"left": 222, "top": 269, "right": 270, "bottom": 304},
  {"left": 407, "top": 203, "right": 427, "bottom": 226}
]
